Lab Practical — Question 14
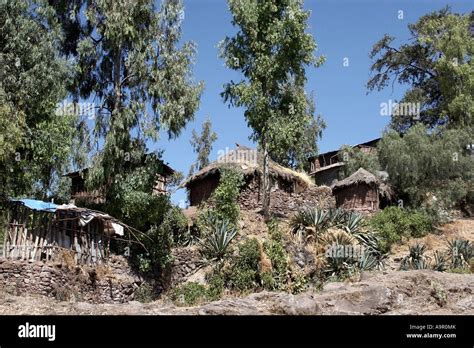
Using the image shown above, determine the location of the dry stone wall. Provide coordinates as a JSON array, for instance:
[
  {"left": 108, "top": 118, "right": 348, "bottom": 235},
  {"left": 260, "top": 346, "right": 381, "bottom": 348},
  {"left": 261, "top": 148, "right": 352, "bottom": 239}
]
[
  {"left": 0, "top": 256, "right": 142, "bottom": 303},
  {"left": 239, "top": 178, "right": 335, "bottom": 216},
  {"left": 169, "top": 246, "right": 202, "bottom": 287}
]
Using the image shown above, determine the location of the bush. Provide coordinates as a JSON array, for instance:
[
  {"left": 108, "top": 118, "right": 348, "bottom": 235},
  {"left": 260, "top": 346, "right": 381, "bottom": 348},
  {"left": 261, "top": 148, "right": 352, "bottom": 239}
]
[
  {"left": 290, "top": 207, "right": 365, "bottom": 240},
  {"left": 226, "top": 238, "right": 261, "bottom": 292},
  {"left": 161, "top": 206, "right": 190, "bottom": 246},
  {"left": 378, "top": 125, "right": 473, "bottom": 208},
  {"left": 206, "top": 272, "right": 225, "bottom": 301},
  {"left": 369, "top": 207, "right": 433, "bottom": 253},
  {"left": 170, "top": 282, "right": 208, "bottom": 306},
  {"left": 209, "top": 168, "right": 244, "bottom": 226},
  {"left": 134, "top": 282, "right": 155, "bottom": 303},
  {"left": 263, "top": 220, "right": 289, "bottom": 290}
]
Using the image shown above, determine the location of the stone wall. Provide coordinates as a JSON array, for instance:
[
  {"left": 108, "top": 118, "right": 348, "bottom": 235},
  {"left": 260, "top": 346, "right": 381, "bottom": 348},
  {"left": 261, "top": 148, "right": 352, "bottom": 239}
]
[
  {"left": 169, "top": 246, "right": 202, "bottom": 287},
  {"left": 238, "top": 177, "right": 335, "bottom": 217},
  {"left": 0, "top": 255, "right": 142, "bottom": 303}
]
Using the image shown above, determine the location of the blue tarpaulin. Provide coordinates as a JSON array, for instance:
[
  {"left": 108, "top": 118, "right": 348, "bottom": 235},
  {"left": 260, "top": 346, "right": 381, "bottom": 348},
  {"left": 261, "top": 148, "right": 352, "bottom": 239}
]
[{"left": 9, "top": 198, "right": 58, "bottom": 212}]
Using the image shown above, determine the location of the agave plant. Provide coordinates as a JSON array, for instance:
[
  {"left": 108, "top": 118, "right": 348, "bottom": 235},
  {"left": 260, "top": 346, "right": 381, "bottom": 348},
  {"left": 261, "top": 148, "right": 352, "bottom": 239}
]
[
  {"left": 290, "top": 207, "right": 329, "bottom": 239},
  {"left": 326, "top": 208, "right": 346, "bottom": 225},
  {"left": 433, "top": 250, "right": 448, "bottom": 272},
  {"left": 400, "top": 243, "right": 430, "bottom": 270},
  {"left": 340, "top": 212, "right": 364, "bottom": 234},
  {"left": 358, "top": 252, "right": 380, "bottom": 271},
  {"left": 447, "top": 239, "right": 473, "bottom": 269},
  {"left": 199, "top": 219, "right": 237, "bottom": 261}
]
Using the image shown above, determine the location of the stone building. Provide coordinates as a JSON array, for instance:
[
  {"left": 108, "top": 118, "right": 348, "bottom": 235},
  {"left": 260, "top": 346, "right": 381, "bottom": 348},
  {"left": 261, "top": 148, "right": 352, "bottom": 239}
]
[{"left": 181, "top": 145, "right": 335, "bottom": 217}]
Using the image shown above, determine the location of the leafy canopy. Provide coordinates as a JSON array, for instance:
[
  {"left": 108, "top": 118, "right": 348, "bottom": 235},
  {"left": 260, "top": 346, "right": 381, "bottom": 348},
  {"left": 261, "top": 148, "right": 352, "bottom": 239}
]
[
  {"left": 220, "top": 0, "right": 325, "bottom": 168},
  {"left": 367, "top": 7, "right": 473, "bottom": 133}
]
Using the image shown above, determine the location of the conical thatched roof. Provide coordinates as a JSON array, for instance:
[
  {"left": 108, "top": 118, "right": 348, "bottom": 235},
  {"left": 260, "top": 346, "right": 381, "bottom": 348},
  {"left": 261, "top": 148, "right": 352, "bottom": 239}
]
[
  {"left": 180, "top": 145, "right": 313, "bottom": 188},
  {"left": 332, "top": 167, "right": 394, "bottom": 199}
]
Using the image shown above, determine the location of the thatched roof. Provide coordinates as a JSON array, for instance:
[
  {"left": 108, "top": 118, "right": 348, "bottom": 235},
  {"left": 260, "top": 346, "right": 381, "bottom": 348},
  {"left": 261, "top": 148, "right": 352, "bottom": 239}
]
[
  {"left": 332, "top": 167, "right": 394, "bottom": 199},
  {"left": 180, "top": 145, "right": 313, "bottom": 188}
]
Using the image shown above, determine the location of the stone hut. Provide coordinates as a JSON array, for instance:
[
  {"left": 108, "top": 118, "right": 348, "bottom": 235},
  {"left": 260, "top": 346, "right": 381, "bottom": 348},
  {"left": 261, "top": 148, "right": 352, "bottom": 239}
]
[
  {"left": 181, "top": 145, "right": 334, "bottom": 217},
  {"left": 331, "top": 168, "right": 393, "bottom": 213}
]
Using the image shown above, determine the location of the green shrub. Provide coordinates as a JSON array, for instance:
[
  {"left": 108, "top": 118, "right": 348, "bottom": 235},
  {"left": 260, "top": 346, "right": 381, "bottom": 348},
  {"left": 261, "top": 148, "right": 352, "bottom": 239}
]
[
  {"left": 263, "top": 220, "right": 289, "bottom": 290},
  {"left": 211, "top": 168, "right": 244, "bottom": 226},
  {"left": 369, "top": 207, "right": 433, "bottom": 253},
  {"left": 226, "top": 238, "right": 261, "bottom": 292},
  {"left": 134, "top": 282, "right": 155, "bottom": 303},
  {"left": 171, "top": 282, "right": 208, "bottom": 306},
  {"left": 206, "top": 272, "right": 225, "bottom": 301},
  {"left": 161, "top": 206, "right": 190, "bottom": 246},
  {"left": 290, "top": 207, "right": 364, "bottom": 240}
]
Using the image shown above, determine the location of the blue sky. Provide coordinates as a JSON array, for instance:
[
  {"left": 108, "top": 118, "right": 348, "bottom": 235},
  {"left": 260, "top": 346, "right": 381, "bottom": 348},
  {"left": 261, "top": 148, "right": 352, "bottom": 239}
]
[{"left": 148, "top": 0, "right": 472, "bottom": 205}]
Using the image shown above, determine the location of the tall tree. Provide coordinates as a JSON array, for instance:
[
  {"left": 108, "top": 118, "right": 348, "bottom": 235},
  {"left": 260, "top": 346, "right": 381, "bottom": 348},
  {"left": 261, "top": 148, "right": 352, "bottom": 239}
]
[
  {"left": 0, "top": 0, "right": 76, "bottom": 202},
  {"left": 367, "top": 7, "right": 473, "bottom": 133},
  {"left": 188, "top": 117, "right": 217, "bottom": 176},
  {"left": 220, "top": 0, "right": 324, "bottom": 216},
  {"left": 50, "top": 0, "right": 204, "bottom": 200}
]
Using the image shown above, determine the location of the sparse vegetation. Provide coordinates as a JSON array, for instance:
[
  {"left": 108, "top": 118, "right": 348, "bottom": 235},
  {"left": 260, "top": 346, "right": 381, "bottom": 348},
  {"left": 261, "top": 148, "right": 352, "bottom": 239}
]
[
  {"left": 369, "top": 207, "right": 433, "bottom": 253},
  {"left": 134, "top": 282, "right": 155, "bottom": 303},
  {"left": 447, "top": 239, "right": 473, "bottom": 270},
  {"left": 400, "top": 243, "right": 431, "bottom": 270},
  {"left": 170, "top": 282, "right": 209, "bottom": 306}
]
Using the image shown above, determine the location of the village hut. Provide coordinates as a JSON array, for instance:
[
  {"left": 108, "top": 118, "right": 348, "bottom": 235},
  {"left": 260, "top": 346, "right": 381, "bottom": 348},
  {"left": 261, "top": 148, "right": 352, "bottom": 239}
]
[
  {"left": 180, "top": 145, "right": 315, "bottom": 207},
  {"left": 331, "top": 168, "right": 394, "bottom": 213},
  {"left": 179, "top": 145, "right": 337, "bottom": 217},
  {"left": 3, "top": 199, "right": 141, "bottom": 265}
]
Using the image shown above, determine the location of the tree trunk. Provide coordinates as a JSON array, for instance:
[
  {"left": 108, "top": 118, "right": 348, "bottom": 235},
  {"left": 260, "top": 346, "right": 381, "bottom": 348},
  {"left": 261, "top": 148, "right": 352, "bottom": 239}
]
[{"left": 262, "top": 140, "right": 271, "bottom": 219}]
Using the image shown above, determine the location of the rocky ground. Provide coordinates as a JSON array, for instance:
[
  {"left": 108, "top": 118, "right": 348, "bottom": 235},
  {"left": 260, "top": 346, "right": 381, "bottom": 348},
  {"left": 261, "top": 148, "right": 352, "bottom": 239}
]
[{"left": 0, "top": 269, "right": 472, "bottom": 315}]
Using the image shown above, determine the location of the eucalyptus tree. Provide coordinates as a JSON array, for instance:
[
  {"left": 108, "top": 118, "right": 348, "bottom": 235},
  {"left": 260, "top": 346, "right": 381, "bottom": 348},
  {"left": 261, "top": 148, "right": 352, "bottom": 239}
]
[
  {"left": 51, "top": 0, "right": 204, "bottom": 200},
  {"left": 220, "top": 0, "right": 324, "bottom": 216},
  {"left": 189, "top": 117, "right": 218, "bottom": 177},
  {"left": 0, "top": 0, "right": 75, "bottom": 201},
  {"left": 368, "top": 7, "right": 473, "bottom": 133}
]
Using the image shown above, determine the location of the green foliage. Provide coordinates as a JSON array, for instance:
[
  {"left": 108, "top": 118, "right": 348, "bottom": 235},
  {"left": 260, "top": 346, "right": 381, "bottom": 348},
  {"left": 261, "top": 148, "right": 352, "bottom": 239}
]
[
  {"left": 211, "top": 168, "right": 244, "bottom": 226},
  {"left": 206, "top": 272, "right": 225, "bottom": 301},
  {"left": 338, "top": 146, "right": 380, "bottom": 180},
  {"left": 52, "top": 0, "right": 204, "bottom": 202},
  {"left": 370, "top": 207, "right": 433, "bottom": 253},
  {"left": 263, "top": 221, "right": 289, "bottom": 290},
  {"left": 368, "top": 7, "right": 473, "bottom": 132},
  {"left": 189, "top": 117, "right": 217, "bottom": 176},
  {"left": 290, "top": 207, "right": 365, "bottom": 240},
  {"left": 400, "top": 243, "right": 431, "bottom": 270},
  {"left": 290, "top": 207, "right": 329, "bottom": 239},
  {"left": 134, "top": 282, "right": 155, "bottom": 303},
  {"left": 226, "top": 238, "right": 261, "bottom": 292},
  {"left": 170, "top": 282, "right": 208, "bottom": 307},
  {"left": 135, "top": 223, "right": 174, "bottom": 274},
  {"left": 161, "top": 206, "right": 190, "bottom": 246},
  {"left": 220, "top": 0, "right": 325, "bottom": 214},
  {"left": 433, "top": 251, "right": 449, "bottom": 272},
  {"left": 0, "top": 0, "right": 81, "bottom": 201},
  {"left": 378, "top": 125, "right": 473, "bottom": 208},
  {"left": 199, "top": 219, "right": 237, "bottom": 261},
  {"left": 447, "top": 238, "right": 473, "bottom": 270}
]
